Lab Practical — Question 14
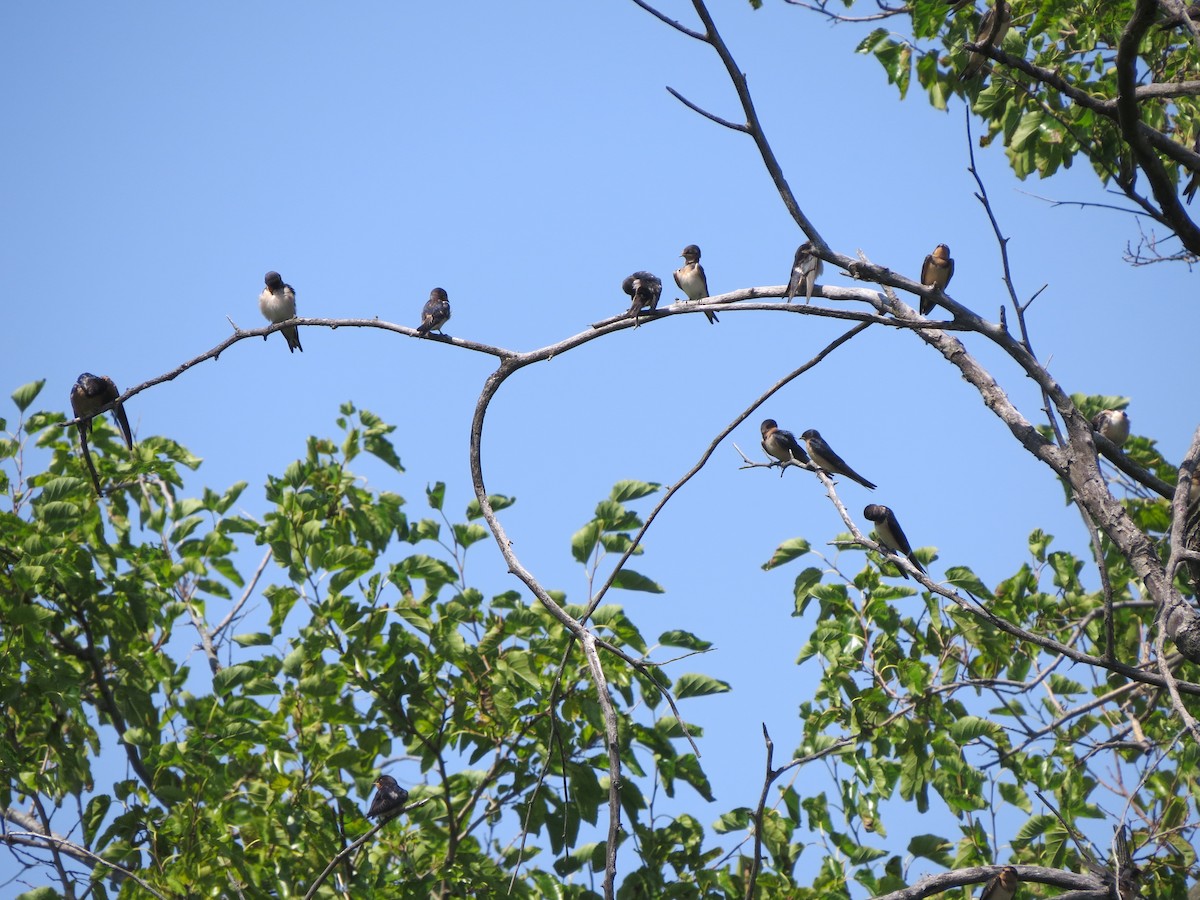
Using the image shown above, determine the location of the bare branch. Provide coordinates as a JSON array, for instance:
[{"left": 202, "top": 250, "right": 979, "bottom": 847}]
[
  {"left": 2, "top": 813, "right": 168, "bottom": 900},
  {"left": 626, "top": 0, "right": 706, "bottom": 40},
  {"left": 665, "top": 86, "right": 749, "bottom": 133}
]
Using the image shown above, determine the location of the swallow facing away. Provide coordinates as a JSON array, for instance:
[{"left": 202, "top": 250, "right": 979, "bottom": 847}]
[
  {"left": 367, "top": 774, "right": 409, "bottom": 821},
  {"left": 259, "top": 271, "right": 303, "bottom": 353},
  {"left": 622, "top": 271, "right": 663, "bottom": 323},
  {"left": 785, "top": 242, "right": 823, "bottom": 304},
  {"left": 673, "top": 244, "right": 719, "bottom": 324},
  {"left": 760, "top": 419, "right": 811, "bottom": 475},
  {"left": 1092, "top": 408, "right": 1130, "bottom": 448},
  {"left": 960, "top": 0, "right": 1012, "bottom": 81},
  {"left": 70, "top": 373, "right": 133, "bottom": 495},
  {"left": 978, "top": 866, "right": 1019, "bottom": 900},
  {"left": 801, "top": 429, "right": 877, "bottom": 490},
  {"left": 416, "top": 287, "right": 452, "bottom": 337},
  {"left": 863, "top": 504, "right": 926, "bottom": 578},
  {"left": 919, "top": 244, "right": 954, "bottom": 315}
]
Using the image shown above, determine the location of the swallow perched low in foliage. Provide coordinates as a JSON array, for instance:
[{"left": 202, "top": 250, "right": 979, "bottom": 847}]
[
  {"left": 622, "top": 271, "right": 663, "bottom": 322},
  {"left": 1092, "top": 408, "right": 1130, "bottom": 448},
  {"left": 760, "top": 419, "right": 811, "bottom": 474},
  {"left": 919, "top": 244, "right": 954, "bottom": 315},
  {"left": 801, "top": 429, "right": 877, "bottom": 490},
  {"left": 785, "top": 242, "right": 823, "bottom": 304},
  {"left": 673, "top": 244, "right": 718, "bottom": 324},
  {"left": 70, "top": 372, "right": 133, "bottom": 495},
  {"left": 70, "top": 373, "right": 133, "bottom": 450},
  {"left": 367, "top": 774, "right": 409, "bottom": 821},
  {"left": 863, "top": 504, "right": 926, "bottom": 578},
  {"left": 416, "top": 288, "right": 452, "bottom": 337},
  {"left": 960, "top": 0, "right": 1012, "bottom": 81},
  {"left": 259, "top": 271, "right": 303, "bottom": 353}
]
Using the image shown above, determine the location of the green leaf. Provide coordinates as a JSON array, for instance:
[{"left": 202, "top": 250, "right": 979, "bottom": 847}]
[
  {"left": 466, "top": 493, "right": 516, "bottom": 520},
  {"left": 713, "top": 808, "right": 752, "bottom": 833},
  {"left": 11, "top": 379, "right": 45, "bottom": 412},
  {"left": 948, "top": 715, "right": 997, "bottom": 744},
  {"left": 571, "top": 521, "right": 601, "bottom": 564},
  {"left": 792, "top": 567, "right": 825, "bottom": 616},
  {"left": 658, "top": 630, "right": 713, "bottom": 651},
  {"left": 83, "top": 794, "right": 112, "bottom": 846},
  {"left": 426, "top": 481, "right": 446, "bottom": 511},
  {"left": 673, "top": 673, "right": 731, "bottom": 699},
  {"left": 943, "top": 566, "right": 996, "bottom": 603},
  {"left": 907, "top": 833, "right": 953, "bottom": 866},
  {"left": 609, "top": 480, "right": 661, "bottom": 502},
  {"left": 232, "top": 633, "right": 274, "bottom": 648},
  {"left": 610, "top": 568, "right": 664, "bottom": 593},
  {"left": 762, "top": 538, "right": 811, "bottom": 570}
]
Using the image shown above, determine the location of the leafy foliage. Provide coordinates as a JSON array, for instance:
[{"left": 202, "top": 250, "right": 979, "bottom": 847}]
[
  {"left": 4, "top": 382, "right": 1199, "bottom": 897},
  {"left": 1, "top": 393, "right": 716, "bottom": 897}
]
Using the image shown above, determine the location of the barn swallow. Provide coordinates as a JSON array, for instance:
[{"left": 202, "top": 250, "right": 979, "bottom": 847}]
[
  {"left": 1184, "top": 467, "right": 1200, "bottom": 509},
  {"left": 785, "top": 242, "right": 823, "bottom": 304},
  {"left": 801, "top": 429, "right": 877, "bottom": 490},
  {"left": 978, "top": 866, "right": 1018, "bottom": 900},
  {"left": 960, "top": 0, "right": 1012, "bottom": 81},
  {"left": 70, "top": 373, "right": 133, "bottom": 450},
  {"left": 367, "top": 774, "right": 409, "bottom": 821},
  {"left": 70, "top": 373, "right": 133, "bottom": 495},
  {"left": 760, "top": 419, "right": 811, "bottom": 475},
  {"left": 673, "top": 244, "right": 719, "bottom": 324},
  {"left": 863, "top": 504, "right": 926, "bottom": 578},
  {"left": 622, "top": 271, "right": 663, "bottom": 322},
  {"left": 1184, "top": 133, "right": 1200, "bottom": 205},
  {"left": 259, "top": 271, "right": 303, "bottom": 353},
  {"left": 1092, "top": 408, "right": 1130, "bottom": 447},
  {"left": 416, "top": 287, "right": 452, "bottom": 336},
  {"left": 919, "top": 244, "right": 954, "bottom": 315}
]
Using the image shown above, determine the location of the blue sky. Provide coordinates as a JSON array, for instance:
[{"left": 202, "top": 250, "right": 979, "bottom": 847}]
[{"left": 1, "top": 0, "right": 1194, "bottom": 893}]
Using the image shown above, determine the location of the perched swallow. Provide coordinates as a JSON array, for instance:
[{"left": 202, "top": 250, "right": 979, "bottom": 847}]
[
  {"left": 978, "top": 866, "right": 1018, "bottom": 900},
  {"left": 70, "top": 373, "right": 133, "bottom": 450},
  {"left": 801, "top": 429, "right": 877, "bottom": 490},
  {"left": 1092, "top": 408, "right": 1130, "bottom": 447},
  {"left": 622, "top": 271, "right": 663, "bottom": 321},
  {"left": 259, "top": 271, "right": 303, "bottom": 353},
  {"left": 1183, "top": 133, "right": 1200, "bottom": 205},
  {"left": 960, "top": 0, "right": 1012, "bottom": 81},
  {"left": 416, "top": 287, "right": 452, "bottom": 336},
  {"left": 673, "top": 244, "right": 718, "bottom": 324},
  {"left": 1184, "top": 467, "right": 1200, "bottom": 510},
  {"left": 760, "top": 419, "right": 811, "bottom": 475},
  {"left": 367, "top": 774, "right": 409, "bottom": 821},
  {"left": 69, "top": 373, "right": 133, "bottom": 495},
  {"left": 785, "top": 242, "right": 823, "bottom": 304},
  {"left": 863, "top": 504, "right": 926, "bottom": 578},
  {"left": 919, "top": 244, "right": 955, "bottom": 315}
]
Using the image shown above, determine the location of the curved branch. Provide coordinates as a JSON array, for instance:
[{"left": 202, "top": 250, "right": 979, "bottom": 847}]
[
  {"left": 869, "top": 865, "right": 1106, "bottom": 900},
  {"left": 584, "top": 322, "right": 872, "bottom": 619},
  {"left": 2, "top": 814, "right": 168, "bottom": 900}
]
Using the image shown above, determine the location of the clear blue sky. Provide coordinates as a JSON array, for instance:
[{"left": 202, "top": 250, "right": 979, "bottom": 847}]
[{"left": 1, "top": 1, "right": 1193, "bottom": 894}]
